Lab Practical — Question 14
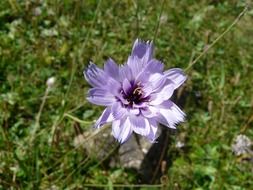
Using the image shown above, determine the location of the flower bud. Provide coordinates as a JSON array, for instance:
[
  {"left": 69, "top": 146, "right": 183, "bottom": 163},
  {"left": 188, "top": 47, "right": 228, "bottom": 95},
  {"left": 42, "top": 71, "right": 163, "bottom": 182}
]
[{"left": 46, "top": 77, "right": 56, "bottom": 88}]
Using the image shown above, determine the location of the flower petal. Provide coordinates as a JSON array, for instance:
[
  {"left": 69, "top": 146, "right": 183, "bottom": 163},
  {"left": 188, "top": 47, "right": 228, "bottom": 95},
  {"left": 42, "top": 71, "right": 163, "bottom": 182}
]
[
  {"left": 155, "top": 100, "right": 185, "bottom": 128},
  {"left": 131, "top": 39, "right": 153, "bottom": 62},
  {"left": 141, "top": 106, "right": 158, "bottom": 118},
  {"left": 84, "top": 62, "right": 121, "bottom": 93},
  {"left": 149, "top": 80, "right": 175, "bottom": 105},
  {"left": 111, "top": 102, "right": 128, "bottom": 120},
  {"left": 127, "top": 55, "right": 143, "bottom": 77},
  {"left": 146, "top": 118, "right": 158, "bottom": 142},
  {"left": 112, "top": 120, "right": 121, "bottom": 138},
  {"left": 122, "top": 78, "right": 132, "bottom": 95},
  {"left": 129, "top": 115, "right": 150, "bottom": 136},
  {"left": 149, "top": 73, "right": 165, "bottom": 90},
  {"left": 164, "top": 68, "right": 187, "bottom": 89},
  {"left": 87, "top": 88, "right": 116, "bottom": 106},
  {"left": 112, "top": 118, "right": 133, "bottom": 143},
  {"left": 84, "top": 62, "right": 108, "bottom": 87},
  {"left": 119, "top": 64, "right": 133, "bottom": 82},
  {"left": 141, "top": 84, "right": 153, "bottom": 97},
  {"left": 104, "top": 58, "right": 119, "bottom": 80},
  {"left": 146, "top": 73, "right": 166, "bottom": 92},
  {"left": 132, "top": 102, "right": 147, "bottom": 109},
  {"left": 119, "top": 118, "right": 133, "bottom": 143},
  {"left": 94, "top": 107, "right": 114, "bottom": 128},
  {"left": 136, "top": 59, "right": 164, "bottom": 83},
  {"left": 144, "top": 59, "right": 164, "bottom": 73},
  {"left": 129, "top": 108, "right": 140, "bottom": 115}
]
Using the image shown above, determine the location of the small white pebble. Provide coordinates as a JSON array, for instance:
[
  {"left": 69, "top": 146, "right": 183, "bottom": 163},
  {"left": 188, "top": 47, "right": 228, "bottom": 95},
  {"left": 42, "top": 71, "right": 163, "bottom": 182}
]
[{"left": 142, "top": 148, "right": 148, "bottom": 154}]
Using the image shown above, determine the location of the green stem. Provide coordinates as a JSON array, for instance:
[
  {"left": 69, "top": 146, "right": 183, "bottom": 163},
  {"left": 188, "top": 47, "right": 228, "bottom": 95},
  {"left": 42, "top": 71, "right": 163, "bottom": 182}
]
[
  {"left": 153, "top": 0, "right": 166, "bottom": 43},
  {"left": 64, "top": 113, "right": 94, "bottom": 125},
  {"left": 185, "top": 5, "right": 249, "bottom": 72}
]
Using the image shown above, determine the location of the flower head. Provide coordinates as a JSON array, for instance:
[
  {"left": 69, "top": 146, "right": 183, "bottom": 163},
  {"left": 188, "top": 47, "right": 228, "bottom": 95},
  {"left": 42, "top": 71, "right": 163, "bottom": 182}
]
[
  {"left": 84, "top": 39, "right": 186, "bottom": 143},
  {"left": 46, "top": 76, "right": 56, "bottom": 88},
  {"left": 232, "top": 134, "right": 252, "bottom": 156}
]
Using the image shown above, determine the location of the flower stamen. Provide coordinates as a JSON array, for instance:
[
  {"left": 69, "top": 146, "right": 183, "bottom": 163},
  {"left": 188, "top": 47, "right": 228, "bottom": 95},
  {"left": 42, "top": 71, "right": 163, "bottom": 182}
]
[{"left": 133, "top": 87, "right": 142, "bottom": 96}]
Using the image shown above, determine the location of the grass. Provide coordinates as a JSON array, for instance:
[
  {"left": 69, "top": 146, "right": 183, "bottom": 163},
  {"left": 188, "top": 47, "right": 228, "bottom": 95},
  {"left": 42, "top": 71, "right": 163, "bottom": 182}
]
[{"left": 0, "top": 0, "right": 253, "bottom": 189}]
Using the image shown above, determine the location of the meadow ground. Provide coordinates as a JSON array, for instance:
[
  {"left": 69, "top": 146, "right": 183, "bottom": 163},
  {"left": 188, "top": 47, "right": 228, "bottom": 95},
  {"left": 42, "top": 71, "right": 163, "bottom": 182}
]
[{"left": 0, "top": 0, "right": 253, "bottom": 189}]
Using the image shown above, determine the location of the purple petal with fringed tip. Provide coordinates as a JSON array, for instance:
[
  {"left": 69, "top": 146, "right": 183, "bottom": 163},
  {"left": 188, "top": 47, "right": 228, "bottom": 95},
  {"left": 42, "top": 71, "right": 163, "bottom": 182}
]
[
  {"left": 104, "top": 58, "right": 119, "bottom": 80},
  {"left": 94, "top": 107, "right": 114, "bottom": 128},
  {"left": 129, "top": 115, "right": 150, "bottom": 136},
  {"left": 131, "top": 39, "right": 153, "bottom": 63},
  {"left": 164, "top": 68, "right": 186, "bottom": 89},
  {"left": 87, "top": 88, "right": 116, "bottom": 106},
  {"left": 154, "top": 100, "right": 185, "bottom": 129},
  {"left": 112, "top": 118, "right": 133, "bottom": 143}
]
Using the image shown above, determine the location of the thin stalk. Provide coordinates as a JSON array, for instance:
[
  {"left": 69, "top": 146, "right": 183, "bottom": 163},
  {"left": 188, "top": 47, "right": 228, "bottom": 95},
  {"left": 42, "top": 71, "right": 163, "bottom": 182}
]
[
  {"left": 185, "top": 5, "right": 249, "bottom": 72},
  {"left": 31, "top": 87, "right": 50, "bottom": 142},
  {"left": 153, "top": 0, "right": 166, "bottom": 43},
  {"left": 64, "top": 113, "right": 94, "bottom": 125}
]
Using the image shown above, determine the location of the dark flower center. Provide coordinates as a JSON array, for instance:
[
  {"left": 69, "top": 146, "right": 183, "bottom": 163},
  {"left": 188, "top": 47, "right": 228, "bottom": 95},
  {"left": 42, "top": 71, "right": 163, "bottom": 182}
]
[
  {"left": 126, "top": 86, "right": 143, "bottom": 104},
  {"left": 120, "top": 83, "right": 149, "bottom": 107}
]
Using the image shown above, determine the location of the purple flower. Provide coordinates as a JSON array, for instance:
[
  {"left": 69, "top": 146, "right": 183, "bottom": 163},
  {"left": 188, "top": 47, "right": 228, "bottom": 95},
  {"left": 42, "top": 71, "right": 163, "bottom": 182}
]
[{"left": 84, "top": 39, "right": 186, "bottom": 143}]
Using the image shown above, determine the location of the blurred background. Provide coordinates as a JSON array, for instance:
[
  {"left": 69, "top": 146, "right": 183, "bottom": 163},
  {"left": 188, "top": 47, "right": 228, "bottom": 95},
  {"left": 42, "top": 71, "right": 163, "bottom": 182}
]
[{"left": 0, "top": 0, "right": 253, "bottom": 189}]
